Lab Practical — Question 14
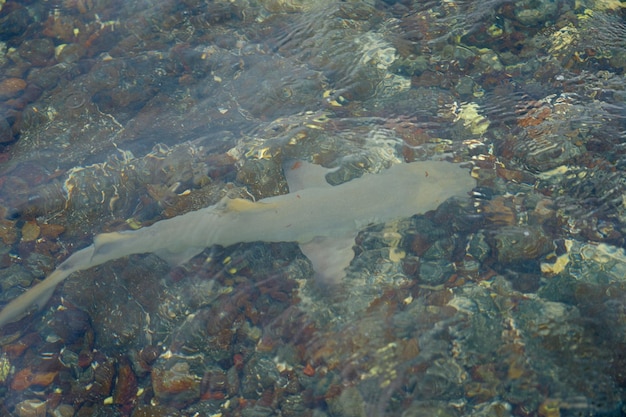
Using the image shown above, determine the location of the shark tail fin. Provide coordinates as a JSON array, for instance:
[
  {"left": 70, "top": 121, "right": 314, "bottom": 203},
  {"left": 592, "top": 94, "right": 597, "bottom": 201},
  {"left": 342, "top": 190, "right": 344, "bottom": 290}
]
[{"left": 0, "top": 269, "right": 68, "bottom": 329}]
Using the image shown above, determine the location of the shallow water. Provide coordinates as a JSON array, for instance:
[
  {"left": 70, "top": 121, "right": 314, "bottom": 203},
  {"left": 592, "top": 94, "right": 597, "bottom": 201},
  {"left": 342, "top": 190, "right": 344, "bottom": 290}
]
[{"left": 0, "top": 0, "right": 625, "bottom": 416}]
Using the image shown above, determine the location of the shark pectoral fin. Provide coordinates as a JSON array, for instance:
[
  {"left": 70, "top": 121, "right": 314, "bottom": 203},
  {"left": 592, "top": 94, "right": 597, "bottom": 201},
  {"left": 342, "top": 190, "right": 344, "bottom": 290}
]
[
  {"left": 154, "top": 247, "right": 204, "bottom": 266},
  {"left": 299, "top": 236, "right": 355, "bottom": 284},
  {"left": 283, "top": 160, "right": 336, "bottom": 192}
]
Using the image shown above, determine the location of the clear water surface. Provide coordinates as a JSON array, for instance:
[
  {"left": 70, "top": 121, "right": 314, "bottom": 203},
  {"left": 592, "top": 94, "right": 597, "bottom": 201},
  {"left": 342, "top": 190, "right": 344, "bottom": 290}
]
[{"left": 0, "top": 0, "right": 625, "bottom": 416}]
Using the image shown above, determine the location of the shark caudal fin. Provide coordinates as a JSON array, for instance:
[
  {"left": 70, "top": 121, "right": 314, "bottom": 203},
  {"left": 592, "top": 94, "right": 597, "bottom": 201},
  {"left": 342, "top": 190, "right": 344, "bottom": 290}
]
[
  {"left": 0, "top": 244, "right": 97, "bottom": 329},
  {"left": 0, "top": 268, "right": 70, "bottom": 329}
]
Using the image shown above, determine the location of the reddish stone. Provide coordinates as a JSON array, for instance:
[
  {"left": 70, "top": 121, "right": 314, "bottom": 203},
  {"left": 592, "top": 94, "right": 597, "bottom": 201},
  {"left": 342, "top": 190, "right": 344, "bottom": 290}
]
[
  {"left": 233, "top": 353, "right": 245, "bottom": 370},
  {"left": 113, "top": 357, "right": 138, "bottom": 407},
  {"left": 152, "top": 361, "right": 200, "bottom": 407},
  {"left": 302, "top": 363, "right": 315, "bottom": 377},
  {"left": 10, "top": 367, "right": 58, "bottom": 390}
]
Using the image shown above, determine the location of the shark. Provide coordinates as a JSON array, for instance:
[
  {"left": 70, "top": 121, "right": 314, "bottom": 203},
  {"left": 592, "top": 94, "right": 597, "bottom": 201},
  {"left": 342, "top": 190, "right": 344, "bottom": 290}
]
[{"left": 0, "top": 159, "right": 475, "bottom": 329}]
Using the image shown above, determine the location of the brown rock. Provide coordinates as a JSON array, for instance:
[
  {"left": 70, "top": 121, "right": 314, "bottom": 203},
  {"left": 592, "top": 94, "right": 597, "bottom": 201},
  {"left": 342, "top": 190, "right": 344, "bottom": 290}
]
[
  {"left": 113, "top": 357, "right": 138, "bottom": 406},
  {"left": 89, "top": 359, "right": 115, "bottom": 399},
  {"left": 21, "top": 221, "right": 40, "bottom": 242},
  {"left": 18, "top": 39, "right": 55, "bottom": 66},
  {"left": 152, "top": 361, "right": 201, "bottom": 407},
  {"left": 0, "top": 217, "right": 17, "bottom": 244},
  {"left": 15, "top": 399, "right": 46, "bottom": 417},
  {"left": 10, "top": 367, "right": 58, "bottom": 390},
  {"left": 39, "top": 223, "right": 65, "bottom": 239},
  {"left": 0, "top": 78, "right": 27, "bottom": 99}
]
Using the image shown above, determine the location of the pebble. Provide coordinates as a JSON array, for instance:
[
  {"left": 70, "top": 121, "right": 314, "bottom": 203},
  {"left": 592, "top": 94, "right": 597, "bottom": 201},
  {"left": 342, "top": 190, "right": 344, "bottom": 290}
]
[
  {"left": 0, "top": 114, "right": 13, "bottom": 143},
  {"left": 39, "top": 223, "right": 65, "bottom": 239},
  {"left": 113, "top": 357, "right": 138, "bottom": 406},
  {"left": 20, "top": 220, "right": 40, "bottom": 242},
  {"left": 15, "top": 399, "right": 46, "bottom": 417},
  {"left": 18, "top": 39, "right": 55, "bottom": 67},
  {"left": 152, "top": 360, "right": 201, "bottom": 407},
  {"left": 0, "top": 7, "right": 31, "bottom": 38},
  {"left": 493, "top": 226, "right": 554, "bottom": 264},
  {"left": 10, "top": 367, "right": 58, "bottom": 390},
  {"left": 0, "top": 77, "right": 27, "bottom": 100},
  {"left": 51, "top": 404, "right": 75, "bottom": 417},
  {"left": 54, "top": 43, "right": 86, "bottom": 64}
]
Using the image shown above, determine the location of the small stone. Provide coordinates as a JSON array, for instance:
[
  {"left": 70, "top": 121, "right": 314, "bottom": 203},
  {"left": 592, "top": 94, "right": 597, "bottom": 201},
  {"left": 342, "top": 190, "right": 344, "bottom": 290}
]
[
  {"left": 52, "top": 404, "right": 75, "bottom": 417},
  {"left": 15, "top": 399, "right": 46, "bottom": 417},
  {"left": 39, "top": 223, "right": 65, "bottom": 239},
  {"left": 49, "top": 307, "right": 91, "bottom": 344},
  {"left": 493, "top": 226, "right": 554, "bottom": 264},
  {"left": 21, "top": 221, "right": 40, "bottom": 242},
  {"left": 0, "top": 264, "right": 34, "bottom": 293},
  {"left": 0, "top": 8, "right": 31, "bottom": 38},
  {"left": 55, "top": 43, "right": 86, "bottom": 64},
  {"left": 0, "top": 217, "right": 17, "bottom": 244},
  {"left": 18, "top": 39, "right": 55, "bottom": 66},
  {"left": 152, "top": 360, "right": 201, "bottom": 407},
  {"left": 138, "top": 345, "right": 161, "bottom": 367},
  {"left": 0, "top": 115, "right": 12, "bottom": 143},
  {"left": 0, "top": 78, "right": 27, "bottom": 99},
  {"left": 91, "top": 359, "right": 115, "bottom": 398},
  {"left": 113, "top": 357, "right": 138, "bottom": 406},
  {"left": 10, "top": 368, "right": 58, "bottom": 390}
]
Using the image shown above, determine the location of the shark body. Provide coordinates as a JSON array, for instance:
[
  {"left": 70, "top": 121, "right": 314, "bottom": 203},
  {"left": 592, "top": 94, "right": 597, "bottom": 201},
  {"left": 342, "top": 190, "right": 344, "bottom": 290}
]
[{"left": 0, "top": 160, "right": 474, "bottom": 329}]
